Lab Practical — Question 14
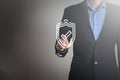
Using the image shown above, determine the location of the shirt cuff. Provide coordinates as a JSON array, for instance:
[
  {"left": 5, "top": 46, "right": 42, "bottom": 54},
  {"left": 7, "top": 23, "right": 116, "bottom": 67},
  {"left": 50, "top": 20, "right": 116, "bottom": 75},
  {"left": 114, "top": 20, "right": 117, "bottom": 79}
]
[{"left": 55, "top": 49, "right": 68, "bottom": 57}]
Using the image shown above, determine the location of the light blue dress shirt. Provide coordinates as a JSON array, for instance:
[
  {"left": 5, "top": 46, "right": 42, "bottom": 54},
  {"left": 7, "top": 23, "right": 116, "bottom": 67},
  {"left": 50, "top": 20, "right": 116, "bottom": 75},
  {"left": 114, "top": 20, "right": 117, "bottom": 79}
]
[{"left": 86, "top": 0, "right": 106, "bottom": 41}]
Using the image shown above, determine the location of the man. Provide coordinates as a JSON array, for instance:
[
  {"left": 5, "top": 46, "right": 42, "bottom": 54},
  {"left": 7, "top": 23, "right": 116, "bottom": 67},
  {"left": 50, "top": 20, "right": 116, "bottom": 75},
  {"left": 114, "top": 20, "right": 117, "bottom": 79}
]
[{"left": 55, "top": 0, "right": 120, "bottom": 80}]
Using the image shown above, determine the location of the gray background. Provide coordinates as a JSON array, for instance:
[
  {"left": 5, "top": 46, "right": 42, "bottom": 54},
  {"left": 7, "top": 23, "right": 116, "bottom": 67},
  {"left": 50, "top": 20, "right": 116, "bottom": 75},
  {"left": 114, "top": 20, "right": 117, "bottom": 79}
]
[{"left": 0, "top": 0, "right": 120, "bottom": 80}]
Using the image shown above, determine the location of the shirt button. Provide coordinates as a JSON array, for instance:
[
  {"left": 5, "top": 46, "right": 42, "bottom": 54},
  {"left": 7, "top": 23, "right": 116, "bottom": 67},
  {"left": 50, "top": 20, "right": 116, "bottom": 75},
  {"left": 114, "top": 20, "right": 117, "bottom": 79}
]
[{"left": 95, "top": 61, "right": 98, "bottom": 64}]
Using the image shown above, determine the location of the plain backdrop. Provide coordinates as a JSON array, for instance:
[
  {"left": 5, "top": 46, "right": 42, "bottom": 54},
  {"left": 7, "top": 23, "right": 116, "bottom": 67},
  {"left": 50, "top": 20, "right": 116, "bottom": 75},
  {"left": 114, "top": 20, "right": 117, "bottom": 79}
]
[{"left": 0, "top": 0, "right": 120, "bottom": 80}]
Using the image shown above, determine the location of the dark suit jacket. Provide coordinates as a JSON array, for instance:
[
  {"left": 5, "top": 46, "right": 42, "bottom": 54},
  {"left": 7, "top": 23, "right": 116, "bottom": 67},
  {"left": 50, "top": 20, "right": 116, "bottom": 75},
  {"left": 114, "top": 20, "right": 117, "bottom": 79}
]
[{"left": 55, "top": 1, "right": 120, "bottom": 80}]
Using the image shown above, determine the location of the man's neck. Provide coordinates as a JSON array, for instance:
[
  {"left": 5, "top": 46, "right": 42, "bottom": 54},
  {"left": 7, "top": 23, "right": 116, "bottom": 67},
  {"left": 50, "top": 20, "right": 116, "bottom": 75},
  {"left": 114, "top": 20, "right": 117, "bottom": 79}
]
[{"left": 89, "top": 0, "right": 103, "bottom": 11}]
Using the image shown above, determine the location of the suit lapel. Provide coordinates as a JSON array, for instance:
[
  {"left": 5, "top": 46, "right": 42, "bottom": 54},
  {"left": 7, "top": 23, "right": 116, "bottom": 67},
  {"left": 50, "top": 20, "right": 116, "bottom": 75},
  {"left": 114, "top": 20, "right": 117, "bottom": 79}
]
[
  {"left": 95, "top": 2, "right": 109, "bottom": 45},
  {"left": 80, "top": 1, "right": 96, "bottom": 44}
]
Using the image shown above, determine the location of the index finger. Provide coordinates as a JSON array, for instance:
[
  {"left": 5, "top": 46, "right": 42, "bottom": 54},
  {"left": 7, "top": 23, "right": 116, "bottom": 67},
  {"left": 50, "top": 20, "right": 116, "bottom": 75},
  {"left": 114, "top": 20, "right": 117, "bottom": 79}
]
[{"left": 61, "top": 34, "right": 67, "bottom": 40}]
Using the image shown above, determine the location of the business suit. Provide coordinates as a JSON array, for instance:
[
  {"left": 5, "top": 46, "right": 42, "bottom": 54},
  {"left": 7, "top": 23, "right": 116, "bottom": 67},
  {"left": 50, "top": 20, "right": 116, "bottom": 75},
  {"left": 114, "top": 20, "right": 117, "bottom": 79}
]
[{"left": 55, "top": 1, "right": 120, "bottom": 80}]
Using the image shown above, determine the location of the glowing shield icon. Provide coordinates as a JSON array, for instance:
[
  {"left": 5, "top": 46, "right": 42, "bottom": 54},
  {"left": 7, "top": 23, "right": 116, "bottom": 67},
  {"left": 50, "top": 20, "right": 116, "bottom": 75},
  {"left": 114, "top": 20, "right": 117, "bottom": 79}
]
[{"left": 56, "top": 19, "right": 76, "bottom": 48}]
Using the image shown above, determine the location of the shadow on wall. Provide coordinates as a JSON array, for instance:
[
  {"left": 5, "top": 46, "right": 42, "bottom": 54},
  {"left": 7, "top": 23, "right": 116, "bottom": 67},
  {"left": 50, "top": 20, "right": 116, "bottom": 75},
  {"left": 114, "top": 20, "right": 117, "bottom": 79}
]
[{"left": 0, "top": 0, "right": 120, "bottom": 80}]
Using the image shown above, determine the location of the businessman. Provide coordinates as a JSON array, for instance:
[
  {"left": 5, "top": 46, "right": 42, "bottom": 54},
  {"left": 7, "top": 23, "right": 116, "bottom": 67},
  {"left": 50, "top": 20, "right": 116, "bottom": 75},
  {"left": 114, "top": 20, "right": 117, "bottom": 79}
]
[{"left": 55, "top": 0, "right": 120, "bottom": 80}]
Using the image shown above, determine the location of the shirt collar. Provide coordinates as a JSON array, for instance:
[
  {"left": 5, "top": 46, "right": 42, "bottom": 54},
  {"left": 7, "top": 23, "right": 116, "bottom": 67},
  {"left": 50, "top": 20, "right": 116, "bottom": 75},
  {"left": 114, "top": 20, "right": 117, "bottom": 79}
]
[{"left": 86, "top": 0, "right": 106, "bottom": 11}]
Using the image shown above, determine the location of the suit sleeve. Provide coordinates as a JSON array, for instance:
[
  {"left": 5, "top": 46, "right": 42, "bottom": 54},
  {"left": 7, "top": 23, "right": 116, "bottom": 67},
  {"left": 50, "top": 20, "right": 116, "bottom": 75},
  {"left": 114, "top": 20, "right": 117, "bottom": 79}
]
[
  {"left": 117, "top": 26, "right": 120, "bottom": 68},
  {"left": 55, "top": 8, "right": 70, "bottom": 57},
  {"left": 116, "top": 7, "right": 120, "bottom": 69}
]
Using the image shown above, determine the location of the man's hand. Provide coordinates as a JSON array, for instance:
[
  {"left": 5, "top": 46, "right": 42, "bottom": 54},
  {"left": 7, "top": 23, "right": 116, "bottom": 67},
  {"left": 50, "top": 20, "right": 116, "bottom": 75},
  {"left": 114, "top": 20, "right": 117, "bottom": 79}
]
[{"left": 56, "top": 35, "right": 72, "bottom": 51}]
